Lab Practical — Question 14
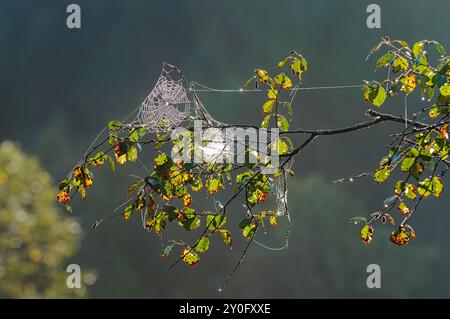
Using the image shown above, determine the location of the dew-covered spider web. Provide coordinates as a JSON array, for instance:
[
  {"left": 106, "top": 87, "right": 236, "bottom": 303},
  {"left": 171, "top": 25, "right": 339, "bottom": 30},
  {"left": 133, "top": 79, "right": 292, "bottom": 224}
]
[
  {"left": 136, "top": 63, "right": 191, "bottom": 132},
  {"left": 135, "top": 63, "right": 227, "bottom": 132}
]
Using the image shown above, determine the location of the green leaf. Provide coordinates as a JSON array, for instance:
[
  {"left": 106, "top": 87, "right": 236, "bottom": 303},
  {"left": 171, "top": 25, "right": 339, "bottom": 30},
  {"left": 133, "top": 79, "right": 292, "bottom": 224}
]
[
  {"left": 146, "top": 212, "right": 167, "bottom": 234},
  {"left": 108, "top": 120, "right": 122, "bottom": 131},
  {"left": 162, "top": 205, "right": 178, "bottom": 222},
  {"left": 181, "top": 248, "right": 200, "bottom": 267},
  {"left": 239, "top": 218, "right": 257, "bottom": 239},
  {"left": 268, "top": 88, "right": 278, "bottom": 99},
  {"left": 154, "top": 153, "right": 169, "bottom": 166},
  {"left": 129, "top": 129, "right": 139, "bottom": 142},
  {"left": 122, "top": 204, "right": 133, "bottom": 221},
  {"left": 206, "top": 177, "right": 224, "bottom": 195},
  {"left": 274, "top": 73, "right": 293, "bottom": 89},
  {"left": 255, "top": 69, "right": 269, "bottom": 82},
  {"left": 219, "top": 229, "right": 232, "bottom": 246},
  {"left": 392, "top": 56, "right": 409, "bottom": 72},
  {"left": 261, "top": 115, "right": 272, "bottom": 128},
  {"left": 128, "top": 179, "right": 144, "bottom": 197},
  {"left": 412, "top": 41, "right": 426, "bottom": 58},
  {"left": 277, "top": 57, "right": 289, "bottom": 68},
  {"left": 363, "top": 84, "right": 387, "bottom": 107},
  {"left": 404, "top": 183, "right": 417, "bottom": 200},
  {"left": 191, "top": 176, "right": 203, "bottom": 192},
  {"left": 431, "top": 176, "right": 444, "bottom": 198},
  {"left": 433, "top": 41, "right": 446, "bottom": 56},
  {"left": 195, "top": 237, "right": 210, "bottom": 253},
  {"left": 440, "top": 83, "right": 450, "bottom": 97},
  {"left": 277, "top": 115, "right": 289, "bottom": 132},
  {"left": 376, "top": 52, "right": 395, "bottom": 69},
  {"left": 206, "top": 214, "right": 227, "bottom": 231},
  {"left": 269, "top": 215, "right": 277, "bottom": 227},
  {"left": 262, "top": 100, "right": 275, "bottom": 114},
  {"left": 418, "top": 179, "right": 432, "bottom": 198},
  {"left": 374, "top": 166, "right": 390, "bottom": 183},
  {"left": 360, "top": 224, "right": 373, "bottom": 244},
  {"left": 273, "top": 139, "right": 289, "bottom": 155},
  {"left": 126, "top": 145, "right": 138, "bottom": 162},
  {"left": 401, "top": 157, "right": 415, "bottom": 172}
]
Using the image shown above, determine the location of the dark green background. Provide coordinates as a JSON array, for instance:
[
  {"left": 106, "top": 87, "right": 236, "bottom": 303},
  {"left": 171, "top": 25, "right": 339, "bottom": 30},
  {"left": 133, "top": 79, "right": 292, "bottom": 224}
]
[{"left": 1, "top": 0, "right": 449, "bottom": 298}]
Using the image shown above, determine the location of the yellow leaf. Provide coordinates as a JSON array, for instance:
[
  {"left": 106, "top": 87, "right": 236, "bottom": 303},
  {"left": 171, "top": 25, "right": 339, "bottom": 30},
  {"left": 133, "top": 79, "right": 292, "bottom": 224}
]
[
  {"left": 401, "top": 75, "right": 417, "bottom": 94},
  {"left": 360, "top": 224, "right": 373, "bottom": 244},
  {"left": 269, "top": 215, "right": 277, "bottom": 227},
  {"left": 181, "top": 248, "right": 200, "bottom": 267},
  {"left": 57, "top": 190, "right": 71, "bottom": 205},
  {"left": 183, "top": 193, "right": 192, "bottom": 207}
]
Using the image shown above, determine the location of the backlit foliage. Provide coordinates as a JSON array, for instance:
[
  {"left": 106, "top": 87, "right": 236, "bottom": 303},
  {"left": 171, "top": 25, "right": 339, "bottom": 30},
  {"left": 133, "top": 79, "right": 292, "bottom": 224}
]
[
  {"left": 355, "top": 38, "right": 449, "bottom": 246},
  {"left": 58, "top": 51, "right": 305, "bottom": 268},
  {"left": 58, "top": 39, "right": 449, "bottom": 271}
]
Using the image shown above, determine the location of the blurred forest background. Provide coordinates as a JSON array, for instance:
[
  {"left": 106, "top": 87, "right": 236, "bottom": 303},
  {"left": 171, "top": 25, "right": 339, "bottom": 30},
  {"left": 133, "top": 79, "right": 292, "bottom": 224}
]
[{"left": 0, "top": 0, "right": 449, "bottom": 298}]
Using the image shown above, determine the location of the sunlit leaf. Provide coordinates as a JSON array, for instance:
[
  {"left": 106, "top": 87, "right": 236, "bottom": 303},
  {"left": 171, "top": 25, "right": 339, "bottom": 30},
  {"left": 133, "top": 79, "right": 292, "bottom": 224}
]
[
  {"left": 376, "top": 52, "right": 395, "bottom": 69},
  {"left": 128, "top": 179, "right": 144, "bottom": 197},
  {"left": 57, "top": 191, "right": 71, "bottom": 205},
  {"left": 181, "top": 248, "right": 200, "bottom": 267},
  {"left": 374, "top": 166, "right": 390, "bottom": 183},
  {"left": 363, "top": 83, "right": 387, "bottom": 107},
  {"left": 268, "top": 88, "right": 278, "bottom": 100},
  {"left": 206, "top": 177, "right": 224, "bottom": 195},
  {"left": 360, "top": 224, "right": 373, "bottom": 244},
  {"left": 418, "top": 178, "right": 432, "bottom": 198},
  {"left": 262, "top": 100, "right": 275, "bottom": 114},
  {"left": 261, "top": 114, "right": 272, "bottom": 128},
  {"left": 191, "top": 175, "right": 203, "bottom": 192},
  {"left": 195, "top": 237, "right": 210, "bottom": 253},
  {"left": 206, "top": 214, "right": 226, "bottom": 231},
  {"left": 440, "top": 83, "right": 450, "bottom": 97},
  {"left": 273, "top": 139, "right": 289, "bottom": 155},
  {"left": 122, "top": 204, "right": 133, "bottom": 221},
  {"left": 255, "top": 69, "right": 269, "bottom": 82},
  {"left": 441, "top": 123, "right": 449, "bottom": 140},
  {"left": 146, "top": 212, "right": 167, "bottom": 234},
  {"left": 390, "top": 226, "right": 414, "bottom": 246},
  {"left": 277, "top": 115, "right": 289, "bottom": 132},
  {"left": 183, "top": 193, "right": 192, "bottom": 207},
  {"left": 392, "top": 56, "right": 409, "bottom": 72},
  {"left": 412, "top": 41, "right": 425, "bottom": 58},
  {"left": 126, "top": 145, "right": 138, "bottom": 162},
  {"left": 114, "top": 143, "right": 128, "bottom": 165},
  {"left": 431, "top": 176, "right": 444, "bottom": 198},
  {"left": 220, "top": 229, "right": 232, "bottom": 246},
  {"left": 239, "top": 218, "right": 257, "bottom": 239},
  {"left": 155, "top": 153, "right": 169, "bottom": 166},
  {"left": 108, "top": 120, "right": 122, "bottom": 131},
  {"left": 274, "top": 73, "right": 293, "bottom": 89},
  {"left": 269, "top": 215, "right": 277, "bottom": 227},
  {"left": 133, "top": 194, "right": 146, "bottom": 211},
  {"left": 90, "top": 152, "right": 106, "bottom": 168},
  {"left": 401, "top": 75, "right": 417, "bottom": 94},
  {"left": 398, "top": 201, "right": 410, "bottom": 216}
]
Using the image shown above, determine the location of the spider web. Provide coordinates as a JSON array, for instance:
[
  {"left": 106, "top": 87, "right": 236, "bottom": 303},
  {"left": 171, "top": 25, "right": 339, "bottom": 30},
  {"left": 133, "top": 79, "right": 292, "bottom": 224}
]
[
  {"left": 134, "top": 63, "right": 291, "bottom": 250},
  {"left": 137, "top": 63, "right": 191, "bottom": 132}
]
